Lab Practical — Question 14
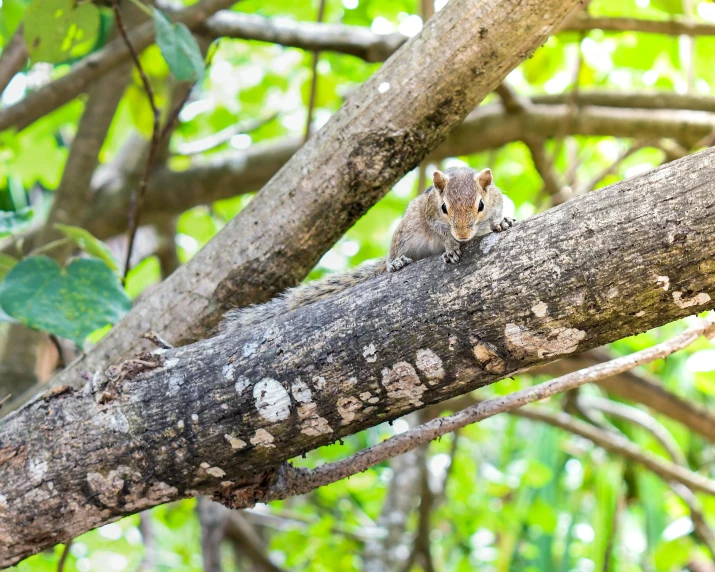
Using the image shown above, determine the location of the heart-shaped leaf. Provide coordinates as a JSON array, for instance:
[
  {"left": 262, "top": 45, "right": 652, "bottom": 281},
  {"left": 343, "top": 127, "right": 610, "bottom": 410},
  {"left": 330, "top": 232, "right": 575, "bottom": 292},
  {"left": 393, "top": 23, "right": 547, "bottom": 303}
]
[
  {"left": 54, "top": 224, "right": 120, "bottom": 275},
  {"left": 0, "top": 256, "right": 131, "bottom": 347},
  {"left": 154, "top": 9, "right": 205, "bottom": 82},
  {"left": 0, "top": 207, "right": 33, "bottom": 237},
  {"left": 24, "top": 0, "right": 100, "bottom": 64}
]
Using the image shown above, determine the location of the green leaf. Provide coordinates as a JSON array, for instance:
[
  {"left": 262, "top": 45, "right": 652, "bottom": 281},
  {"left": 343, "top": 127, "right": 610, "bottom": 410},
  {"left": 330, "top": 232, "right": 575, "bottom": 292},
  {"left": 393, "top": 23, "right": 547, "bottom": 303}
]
[
  {"left": 54, "top": 224, "right": 120, "bottom": 275},
  {"left": 0, "top": 256, "right": 131, "bottom": 347},
  {"left": 23, "top": 0, "right": 100, "bottom": 64},
  {"left": 154, "top": 9, "right": 205, "bottom": 82},
  {"left": 0, "top": 0, "right": 27, "bottom": 41},
  {"left": 0, "top": 207, "right": 33, "bottom": 236},
  {"left": 0, "top": 253, "right": 18, "bottom": 282}
]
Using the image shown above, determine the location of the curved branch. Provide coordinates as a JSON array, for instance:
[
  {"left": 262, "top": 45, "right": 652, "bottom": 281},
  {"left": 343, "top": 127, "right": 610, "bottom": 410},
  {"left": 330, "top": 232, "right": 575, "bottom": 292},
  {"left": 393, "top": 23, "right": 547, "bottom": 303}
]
[{"left": 1, "top": 148, "right": 714, "bottom": 565}]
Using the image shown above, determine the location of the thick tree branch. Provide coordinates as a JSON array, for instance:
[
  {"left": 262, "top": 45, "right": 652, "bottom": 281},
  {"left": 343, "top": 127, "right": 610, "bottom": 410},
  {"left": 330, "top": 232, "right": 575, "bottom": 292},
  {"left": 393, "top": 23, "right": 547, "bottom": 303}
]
[
  {"left": 197, "top": 12, "right": 715, "bottom": 64},
  {"left": 199, "top": 11, "right": 407, "bottom": 62},
  {"left": 45, "top": 0, "right": 582, "bottom": 388},
  {"left": 24, "top": 100, "right": 715, "bottom": 248},
  {"left": 1, "top": 151, "right": 714, "bottom": 565}
]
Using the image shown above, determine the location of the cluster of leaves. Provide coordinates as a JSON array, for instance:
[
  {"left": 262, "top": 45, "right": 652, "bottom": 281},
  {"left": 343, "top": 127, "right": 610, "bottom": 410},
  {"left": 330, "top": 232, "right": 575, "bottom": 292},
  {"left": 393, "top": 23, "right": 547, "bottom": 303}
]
[{"left": 2, "top": 0, "right": 715, "bottom": 569}]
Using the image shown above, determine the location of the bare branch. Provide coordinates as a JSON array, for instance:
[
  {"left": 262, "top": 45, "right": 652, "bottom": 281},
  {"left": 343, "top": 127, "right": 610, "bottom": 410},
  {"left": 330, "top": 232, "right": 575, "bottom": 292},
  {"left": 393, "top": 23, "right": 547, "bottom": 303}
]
[
  {"left": 174, "top": 113, "right": 277, "bottom": 156},
  {"left": 564, "top": 13, "right": 715, "bottom": 37},
  {"left": 304, "top": 0, "right": 327, "bottom": 143},
  {"left": 0, "top": 26, "right": 27, "bottom": 97}
]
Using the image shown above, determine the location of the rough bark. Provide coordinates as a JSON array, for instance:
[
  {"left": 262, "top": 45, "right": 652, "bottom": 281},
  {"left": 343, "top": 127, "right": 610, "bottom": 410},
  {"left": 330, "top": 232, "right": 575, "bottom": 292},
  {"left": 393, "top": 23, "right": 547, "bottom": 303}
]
[
  {"left": 47, "top": 0, "right": 583, "bottom": 387},
  {"left": 1, "top": 147, "right": 714, "bottom": 565}
]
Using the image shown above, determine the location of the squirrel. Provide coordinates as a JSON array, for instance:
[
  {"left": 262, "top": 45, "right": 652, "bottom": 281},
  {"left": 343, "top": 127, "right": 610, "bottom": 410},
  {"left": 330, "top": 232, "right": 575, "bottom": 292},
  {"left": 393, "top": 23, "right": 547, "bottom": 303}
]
[{"left": 220, "top": 167, "right": 514, "bottom": 331}]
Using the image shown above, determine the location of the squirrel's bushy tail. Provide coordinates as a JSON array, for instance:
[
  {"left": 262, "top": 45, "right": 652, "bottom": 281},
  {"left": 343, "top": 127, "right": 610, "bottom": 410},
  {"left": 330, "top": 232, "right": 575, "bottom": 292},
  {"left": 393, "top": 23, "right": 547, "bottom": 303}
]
[{"left": 220, "top": 258, "right": 386, "bottom": 331}]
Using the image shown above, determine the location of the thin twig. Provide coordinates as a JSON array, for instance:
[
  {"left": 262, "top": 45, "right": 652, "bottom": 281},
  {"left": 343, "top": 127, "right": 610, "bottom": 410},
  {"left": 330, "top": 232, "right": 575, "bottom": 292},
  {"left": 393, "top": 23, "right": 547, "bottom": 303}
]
[
  {"left": 0, "top": 394, "right": 10, "bottom": 411},
  {"left": 240, "top": 318, "right": 715, "bottom": 507},
  {"left": 114, "top": 0, "right": 162, "bottom": 282},
  {"left": 576, "top": 141, "right": 647, "bottom": 194},
  {"left": 304, "top": 0, "right": 327, "bottom": 143},
  {"left": 602, "top": 470, "right": 625, "bottom": 572},
  {"left": 174, "top": 112, "right": 277, "bottom": 155},
  {"left": 57, "top": 540, "right": 72, "bottom": 572},
  {"left": 26, "top": 237, "right": 72, "bottom": 257}
]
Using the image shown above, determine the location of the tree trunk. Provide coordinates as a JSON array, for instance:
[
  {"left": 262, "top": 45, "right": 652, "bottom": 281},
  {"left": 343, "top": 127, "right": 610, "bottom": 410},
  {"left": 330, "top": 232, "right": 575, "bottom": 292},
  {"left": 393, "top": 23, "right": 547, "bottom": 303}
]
[{"left": 1, "top": 147, "right": 714, "bottom": 566}]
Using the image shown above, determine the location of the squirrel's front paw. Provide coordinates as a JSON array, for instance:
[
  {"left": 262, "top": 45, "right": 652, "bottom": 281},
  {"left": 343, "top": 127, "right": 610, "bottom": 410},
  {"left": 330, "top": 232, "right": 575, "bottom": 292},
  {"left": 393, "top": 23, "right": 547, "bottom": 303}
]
[
  {"left": 491, "top": 217, "right": 515, "bottom": 233},
  {"left": 442, "top": 247, "right": 461, "bottom": 264},
  {"left": 387, "top": 255, "right": 413, "bottom": 272}
]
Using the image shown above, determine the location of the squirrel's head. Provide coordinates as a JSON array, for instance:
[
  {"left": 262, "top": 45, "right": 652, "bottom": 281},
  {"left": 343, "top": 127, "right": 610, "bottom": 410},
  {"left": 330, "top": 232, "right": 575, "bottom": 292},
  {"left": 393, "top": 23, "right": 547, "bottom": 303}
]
[{"left": 432, "top": 167, "right": 493, "bottom": 242}]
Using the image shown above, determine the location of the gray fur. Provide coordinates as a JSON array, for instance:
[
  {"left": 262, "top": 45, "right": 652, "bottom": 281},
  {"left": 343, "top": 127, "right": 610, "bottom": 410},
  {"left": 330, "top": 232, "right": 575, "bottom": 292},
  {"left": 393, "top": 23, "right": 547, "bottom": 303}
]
[{"left": 220, "top": 259, "right": 385, "bottom": 331}]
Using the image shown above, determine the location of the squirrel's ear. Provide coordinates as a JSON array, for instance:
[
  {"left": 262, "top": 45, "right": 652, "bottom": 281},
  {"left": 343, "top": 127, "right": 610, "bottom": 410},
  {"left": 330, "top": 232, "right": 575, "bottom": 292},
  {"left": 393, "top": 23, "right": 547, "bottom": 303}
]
[
  {"left": 433, "top": 170, "right": 448, "bottom": 191},
  {"left": 476, "top": 168, "right": 493, "bottom": 190}
]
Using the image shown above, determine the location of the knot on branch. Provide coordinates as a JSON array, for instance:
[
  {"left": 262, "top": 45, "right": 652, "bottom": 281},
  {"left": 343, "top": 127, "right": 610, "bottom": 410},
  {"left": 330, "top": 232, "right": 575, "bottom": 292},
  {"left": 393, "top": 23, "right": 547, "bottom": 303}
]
[{"left": 212, "top": 463, "right": 311, "bottom": 510}]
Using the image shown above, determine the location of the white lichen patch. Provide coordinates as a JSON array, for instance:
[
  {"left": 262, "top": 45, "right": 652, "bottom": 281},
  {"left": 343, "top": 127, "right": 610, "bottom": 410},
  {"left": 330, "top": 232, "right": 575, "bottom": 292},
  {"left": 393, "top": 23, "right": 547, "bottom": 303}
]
[
  {"left": 337, "top": 396, "right": 363, "bottom": 424},
  {"left": 504, "top": 323, "right": 586, "bottom": 360},
  {"left": 222, "top": 363, "right": 235, "bottom": 381},
  {"left": 312, "top": 376, "right": 327, "bottom": 391},
  {"left": 363, "top": 343, "right": 378, "bottom": 363},
  {"left": 381, "top": 362, "right": 427, "bottom": 406},
  {"left": 163, "top": 357, "right": 179, "bottom": 369},
  {"left": 480, "top": 233, "right": 500, "bottom": 254},
  {"left": 167, "top": 374, "right": 183, "bottom": 396},
  {"left": 205, "top": 466, "right": 226, "bottom": 478},
  {"left": 235, "top": 376, "right": 250, "bottom": 395},
  {"left": 635, "top": 310, "right": 646, "bottom": 317},
  {"left": 291, "top": 380, "right": 312, "bottom": 403},
  {"left": 28, "top": 458, "right": 48, "bottom": 483},
  {"left": 106, "top": 410, "right": 130, "bottom": 433},
  {"left": 250, "top": 428, "right": 275, "bottom": 448},
  {"left": 191, "top": 414, "right": 199, "bottom": 422},
  {"left": 221, "top": 481, "right": 234, "bottom": 487},
  {"left": 200, "top": 462, "right": 210, "bottom": 469},
  {"left": 415, "top": 349, "right": 445, "bottom": 385},
  {"left": 673, "top": 291, "right": 711, "bottom": 309},
  {"left": 253, "top": 378, "right": 291, "bottom": 422},
  {"left": 224, "top": 434, "right": 247, "bottom": 450},
  {"left": 243, "top": 342, "right": 259, "bottom": 357},
  {"left": 298, "top": 402, "right": 333, "bottom": 436},
  {"left": 657, "top": 276, "right": 670, "bottom": 291},
  {"left": 0, "top": 493, "right": 8, "bottom": 510},
  {"left": 531, "top": 301, "right": 548, "bottom": 318},
  {"left": 606, "top": 286, "right": 619, "bottom": 299},
  {"left": 449, "top": 336, "right": 458, "bottom": 351},
  {"left": 177, "top": 419, "right": 185, "bottom": 429},
  {"left": 359, "top": 392, "right": 373, "bottom": 401}
]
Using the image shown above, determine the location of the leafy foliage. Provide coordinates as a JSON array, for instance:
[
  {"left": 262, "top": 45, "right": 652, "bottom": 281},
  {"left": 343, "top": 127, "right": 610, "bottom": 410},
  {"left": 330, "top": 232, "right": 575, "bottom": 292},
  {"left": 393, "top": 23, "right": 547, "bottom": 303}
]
[
  {"left": 0, "top": 257, "right": 131, "bottom": 346},
  {"left": 23, "top": 0, "right": 100, "bottom": 63},
  {"left": 54, "top": 223, "right": 121, "bottom": 275}
]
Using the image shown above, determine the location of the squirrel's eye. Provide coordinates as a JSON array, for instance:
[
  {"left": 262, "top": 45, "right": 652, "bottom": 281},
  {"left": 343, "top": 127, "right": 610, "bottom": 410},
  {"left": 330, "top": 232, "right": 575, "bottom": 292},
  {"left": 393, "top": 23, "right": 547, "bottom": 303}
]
[
  {"left": 478, "top": 199, "right": 485, "bottom": 213},
  {"left": 441, "top": 202, "right": 448, "bottom": 215}
]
